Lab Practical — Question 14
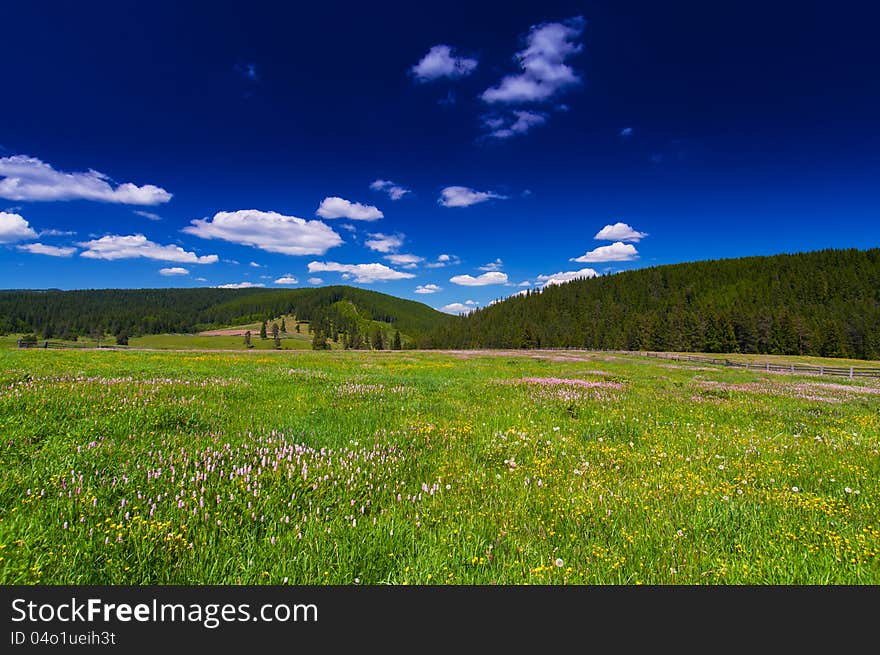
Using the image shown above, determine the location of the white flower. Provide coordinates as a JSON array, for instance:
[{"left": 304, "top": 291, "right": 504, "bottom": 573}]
[
  {"left": 554, "top": 558, "right": 564, "bottom": 568},
  {"left": 791, "top": 486, "right": 799, "bottom": 493},
  {"left": 845, "top": 487, "right": 853, "bottom": 494}
]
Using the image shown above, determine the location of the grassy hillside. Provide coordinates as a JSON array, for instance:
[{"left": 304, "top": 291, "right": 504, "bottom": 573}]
[{"left": 0, "top": 285, "right": 449, "bottom": 344}]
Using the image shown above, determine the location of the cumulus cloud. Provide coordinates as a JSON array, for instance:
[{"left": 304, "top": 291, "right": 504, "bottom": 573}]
[
  {"left": 134, "top": 210, "right": 162, "bottom": 221},
  {"left": 370, "top": 179, "right": 410, "bottom": 201},
  {"left": 0, "top": 155, "right": 172, "bottom": 205},
  {"left": 316, "top": 197, "right": 383, "bottom": 221},
  {"left": 411, "top": 45, "right": 478, "bottom": 82},
  {"left": 481, "top": 17, "right": 585, "bottom": 104},
  {"left": 594, "top": 222, "right": 647, "bottom": 242},
  {"left": 249, "top": 261, "right": 264, "bottom": 268},
  {"left": 308, "top": 277, "right": 323, "bottom": 285},
  {"left": 483, "top": 110, "right": 547, "bottom": 139},
  {"left": 438, "top": 186, "right": 507, "bottom": 208},
  {"left": 307, "top": 261, "right": 416, "bottom": 283},
  {"left": 478, "top": 258, "right": 504, "bottom": 271},
  {"left": 0, "top": 211, "right": 38, "bottom": 243},
  {"left": 439, "top": 302, "right": 477, "bottom": 315},
  {"left": 183, "top": 209, "right": 342, "bottom": 256},
  {"left": 414, "top": 283, "right": 441, "bottom": 294},
  {"left": 536, "top": 267, "right": 599, "bottom": 287},
  {"left": 159, "top": 267, "right": 190, "bottom": 276},
  {"left": 571, "top": 241, "right": 639, "bottom": 263},
  {"left": 365, "top": 232, "right": 404, "bottom": 253},
  {"left": 518, "top": 281, "right": 532, "bottom": 286},
  {"left": 274, "top": 275, "right": 299, "bottom": 285},
  {"left": 385, "top": 253, "right": 423, "bottom": 268},
  {"left": 77, "top": 234, "right": 218, "bottom": 263},
  {"left": 449, "top": 271, "right": 508, "bottom": 286},
  {"left": 619, "top": 127, "right": 634, "bottom": 138},
  {"left": 16, "top": 242, "right": 76, "bottom": 257},
  {"left": 216, "top": 282, "right": 265, "bottom": 289}
]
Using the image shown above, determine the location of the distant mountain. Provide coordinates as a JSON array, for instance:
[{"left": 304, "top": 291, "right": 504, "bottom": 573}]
[
  {"left": 421, "top": 248, "right": 880, "bottom": 360},
  {"left": 0, "top": 286, "right": 449, "bottom": 344}
]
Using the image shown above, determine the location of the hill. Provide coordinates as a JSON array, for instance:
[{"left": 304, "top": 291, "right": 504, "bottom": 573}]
[
  {"left": 422, "top": 248, "right": 880, "bottom": 360},
  {"left": 0, "top": 285, "right": 449, "bottom": 345}
]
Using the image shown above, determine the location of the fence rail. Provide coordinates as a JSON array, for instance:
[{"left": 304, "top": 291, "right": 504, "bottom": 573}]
[{"left": 629, "top": 350, "right": 880, "bottom": 379}]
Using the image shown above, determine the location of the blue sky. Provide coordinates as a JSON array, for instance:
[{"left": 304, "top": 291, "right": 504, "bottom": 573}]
[{"left": 2, "top": 0, "right": 878, "bottom": 314}]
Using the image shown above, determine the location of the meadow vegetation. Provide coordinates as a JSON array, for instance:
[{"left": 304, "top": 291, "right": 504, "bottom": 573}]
[{"left": 1, "top": 348, "right": 877, "bottom": 584}]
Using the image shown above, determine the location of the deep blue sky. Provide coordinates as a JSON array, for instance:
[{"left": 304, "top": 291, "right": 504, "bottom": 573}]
[{"left": 2, "top": 0, "right": 878, "bottom": 313}]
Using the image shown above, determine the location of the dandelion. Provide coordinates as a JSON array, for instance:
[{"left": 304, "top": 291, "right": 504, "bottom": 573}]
[
  {"left": 554, "top": 558, "right": 564, "bottom": 568},
  {"left": 845, "top": 487, "right": 853, "bottom": 494},
  {"left": 792, "top": 486, "right": 799, "bottom": 493}
]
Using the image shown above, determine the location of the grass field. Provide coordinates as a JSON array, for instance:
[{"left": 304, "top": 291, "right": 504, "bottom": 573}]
[{"left": 0, "top": 348, "right": 877, "bottom": 584}]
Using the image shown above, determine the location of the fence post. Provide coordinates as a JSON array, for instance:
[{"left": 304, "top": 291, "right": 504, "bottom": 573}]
[
  {"left": 820, "top": 366, "right": 824, "bottom": 376},
  {"left": 850, "top": 366, "right": 854, "bottom": 379},
  {"left": 790, "top": 364, "right": 794, "bottom": 374},
  {"left": 766, "top": 362, "right": 770, "bottom": 372}
]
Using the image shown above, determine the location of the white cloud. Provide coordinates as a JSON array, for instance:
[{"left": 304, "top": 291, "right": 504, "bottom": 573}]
[
  {"left": 370, "top": 179, "right": 410, "bottom": 201},
  {"left": 196, "top": 277, "right": 207, "bottom": 282},
  {"left": 478, "top": 258, "right": 504, "bottom": 271},
  {"left": 438, "top": 186, "right": 507, "bottom": 208},
  {"left": 439, "top": 302, "right": 477, "bottom": 315},
  {"left": 484, "top": 110, "right": 547, "bottom": 139},
  {"left": 38, "top": 228, "right": 76, "bottom": 237},
  {"left": 385, "top": 253, "right": 423, "bottom": 268},
  {"left": 308, "top": 277, "right": 323, "bottom": 285},
  {"left": 411, "top": 45, "right": 478, "bottom": 82},
  {"left": 414, "top": 283, "right": 441, "bottom": 294},
  {"left": 0, "top": 155, "right": 172, "bottom": 205},
  {"left": 571, "top": 241, "right": 639, "bottom": 263},
  {"left": 537, "top": 267, "right": 599, "bottom": 287},
  {"left": 450, "top": 271, "right": 508, "bottom": 286},
  {"left": 134, "top": 210, "right": 162, "bottom": 221},
  {"left": 78, "top": 234, "right": 218, "bottom": 263},
  {"left": 216, "top": 282, "right": 265, "bottom": 289},
  {"left": 594, "top": 222, "right": 647, "bottom": 242},
  {"left": 316, "top": 196, "right": 383, "bottom": 221},
  {"left": 465, "top": 299, "right": 479, "bottom": 305},
  {"left": 481, "top": 17, "right": 585, "bottom": 104},
  {"left": 274, "top": 275, "right": 299, "bottom": 285},
  {"left": 619, "top": 127, "right": 634, "bottom": 137},
  {"left": 307, "top": 261, "right": 416, "bottom": 283},
  {"left": 425, "top": 253, "right": 460, "bottom": 268},
  {"left": 0, "top": 211, "right": 38, "bottom": 243},
  {"left": 159, "top": 267, "right": 190, "bottom": 276},
  {"left": 16, "top": 242, "right": 76, "bottom": 257},
  {"left": 249, "top": 261, "right": 264, "bottom": 267},
  {"left": 183, "top": 209, "right": 342, "bottom": 256},
  {"left": 518, "top": 281, "right": 531, "bottom": 286},
  {"left": 365, "top": 232, "right": 404, "bottom": 253}
]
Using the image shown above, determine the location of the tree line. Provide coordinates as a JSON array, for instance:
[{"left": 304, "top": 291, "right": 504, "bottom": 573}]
[{"left": 419, "top": 248, "right": 880, "bottom": 360}]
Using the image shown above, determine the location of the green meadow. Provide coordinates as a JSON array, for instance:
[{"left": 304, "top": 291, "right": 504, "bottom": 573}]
[{"left": 1, "top": 348, "right": 877, "bottom": 584}]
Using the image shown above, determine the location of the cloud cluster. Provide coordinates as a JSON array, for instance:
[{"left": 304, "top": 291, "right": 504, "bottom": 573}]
[
  {"left": 385, "top": 253, "right": 423, "bottom": 268},
  {"left": 536, "top": 267, "right": 598, "bottom": 287},
  {"left": 425, "top": 253, "right": 460, "bottom": 268},
  {"left": 438, "top": 186, "right": 507, "bottom": 208},
  {"left": 478, "top": 258, "right": 504, "bottom": 271},
  {"left": 370, "top": 179, "right": 410, "bottom": 200},
  {"left": 0, "top": 155, "right": 172, "bottom": 205},
  {"left": 77, "top": 234, "right": 218, "bottom": 263},
  {"left": 449, "top": 271, "right": 508, "bottom": 286},
  {"left": 594, "top": 222, "right": 647, "bottom": 242},
  {"left": 481, "top": 17, "right": 585, "bottom": 104},
  {"left": 439, "top": 302, "right": 479, "bottom": 314},
  {"left": 274, "top": 275, "right": 299, "bottom": 285},
  {"left": 0, "top": 211, "right": 38, "bottom": 243},
  {"left": 316, "top": 196, "right": 383, "bottom": 221},
  {"left": 483, "top": 110, "right": 547, "bottom": 139},
  {"left": 307, "top": 261, "right": 416, "bottom": 283},
  {"left": 183, "top": 210, "right": 342, "bottom": 256},
  {"left": 365, "top": 232, "right": 404, "bottom": 253},
  {"left": 17, "top": 242, "right": 76, "bottom": 257},
  {"left": 571, "top": 242, "right": 639, "bottom": 263},
  {"left": 414, "top": 284, "right": 441, "bottom": 294},
  {"left": 411, "top": 45, "right": 478, "bottom": 82},
  {"left": 216, "top": 282, "right": 264, "bottom": 289},
  {"left": 134, "top": 210, "right": 162, "bottom": 221}
]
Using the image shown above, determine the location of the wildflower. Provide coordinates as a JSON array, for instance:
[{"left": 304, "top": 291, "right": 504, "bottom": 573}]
[
  {"left": 845, "top": 487, "right": 853, "bottom": 494},
  {"left": 554, "top": 558, "right": 564, "bottom": 568},
  {"left": 791, "top": 486, "right": 799, "bottom": 493}
]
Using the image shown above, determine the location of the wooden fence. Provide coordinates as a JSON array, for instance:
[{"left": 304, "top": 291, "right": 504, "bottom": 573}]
[{"left": 631, "top": 351, "right": 880, "bottom": 379}]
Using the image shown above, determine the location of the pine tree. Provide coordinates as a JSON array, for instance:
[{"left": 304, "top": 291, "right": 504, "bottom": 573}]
[
  {"left": 281, "top": 318, "right": 287, "bottom": 333},
  {"left": 244, "top": 330, "right": 252, "bottom": 348},
  {"left": 392, "top": 330, "right": 402, "bottom": 350},
  {"left": 271, "top": 322, "right": 280, "bottom": 340},
  {"left": 372, "top": 329, "right": 384, "bottom": 350},
  {"left": 260, "top": 320, "right": 267, "bottom": 339}
]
